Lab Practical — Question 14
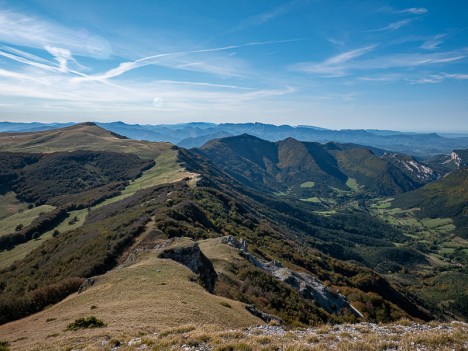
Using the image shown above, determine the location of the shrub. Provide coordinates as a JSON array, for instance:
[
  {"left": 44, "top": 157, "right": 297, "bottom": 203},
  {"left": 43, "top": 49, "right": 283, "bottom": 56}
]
[
  {"left": 0, "top": 341, "right": 9, "bottom": 351},
  {"left": 66, "top": 316, "right": 106, "bottom": 331}
]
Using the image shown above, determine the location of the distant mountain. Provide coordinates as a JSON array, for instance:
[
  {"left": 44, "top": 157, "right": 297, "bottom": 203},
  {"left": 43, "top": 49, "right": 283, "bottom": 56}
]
[
  {"left": 178, "top": 131, "right": 233, "bottom": 148},
  {"left": 424, "top": 149, "right": 468, "bottom": 175},
  {"left": 194, "top": 134, "right": 435, "bottom": 197},
  {"left": 0, "top": 121, "right": 73, "bottom": 133},
  {"left": 0, "top": 123, "right": 439, "bottom": 329},
  {"left": 3, "top": 121, "right": 468, "bottom": 157}
]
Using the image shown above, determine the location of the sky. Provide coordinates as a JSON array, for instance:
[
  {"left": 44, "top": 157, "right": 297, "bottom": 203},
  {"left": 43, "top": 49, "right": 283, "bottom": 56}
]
[{"left": 0, "top": 0, "right": 467, "bottom": 132}]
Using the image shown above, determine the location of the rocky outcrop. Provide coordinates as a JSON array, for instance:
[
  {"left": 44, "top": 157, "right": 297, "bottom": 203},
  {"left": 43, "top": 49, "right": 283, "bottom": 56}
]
[
  {"left": 157, "top": 237, "right": 217, "bottom": 293},
  {"left": 271, "top": 268, "right": 362, "bottom": 316},
  {"left": 77, "top": 277, "right": 95, "bottom": 294},
  {"left": 245, "top": 305, "right": 283, "bottom": 324},
  {"left": 222, "top": 235, "right": 363, "bottom": 317}
]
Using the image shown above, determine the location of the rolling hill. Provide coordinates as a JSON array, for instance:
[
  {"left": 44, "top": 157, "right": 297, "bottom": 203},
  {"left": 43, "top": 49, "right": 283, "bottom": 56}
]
[
  {"left": 194, "top": 134, "right": 435, "bottom": 197},
  {"left": 0, "top": 123, "right": 466, "bottom": 350},
  {"left": 392, "top": 167, "right": 468, "bottom": 239},
  {"left": 3, "top": 121, "right": 468, "bottom": 157}
]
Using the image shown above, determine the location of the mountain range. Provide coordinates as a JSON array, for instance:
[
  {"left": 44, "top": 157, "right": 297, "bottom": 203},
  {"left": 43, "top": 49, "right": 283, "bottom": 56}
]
[
  {"left": 0, "top": 123, "right": 466, "bottom": 350},
  {"left": 2, "top": 121, "right": 468, "bottom": 158}
]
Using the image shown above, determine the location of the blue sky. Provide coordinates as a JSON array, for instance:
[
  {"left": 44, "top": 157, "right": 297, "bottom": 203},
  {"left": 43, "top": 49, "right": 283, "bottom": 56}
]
[{"left": 0, "top": 0, "right": 467, "bottom": 132}]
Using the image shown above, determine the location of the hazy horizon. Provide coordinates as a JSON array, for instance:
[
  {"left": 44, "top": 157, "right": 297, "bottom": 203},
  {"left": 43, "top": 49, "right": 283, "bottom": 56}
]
[
  {"left": 3, "top": 119, "right": 468, "bottom": 135},
  {"left": 0, "top": 0, "right": 467, "bottom": 132}
]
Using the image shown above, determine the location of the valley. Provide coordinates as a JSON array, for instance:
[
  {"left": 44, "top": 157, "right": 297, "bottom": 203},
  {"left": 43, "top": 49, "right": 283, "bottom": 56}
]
[
  {"left": 0, "top": 123, "right": 466, "bottom": 350},
  {"left": 2, "top": 1, "right": 468, "bottom": 349}
]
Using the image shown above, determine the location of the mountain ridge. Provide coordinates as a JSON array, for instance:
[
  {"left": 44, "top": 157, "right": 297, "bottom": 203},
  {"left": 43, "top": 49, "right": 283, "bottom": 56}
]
[
  {"left": 2, "top": 121, "right": 468, "bottom": 157},
  {"left": 194, "top": 134, "right": 436, "bottom": 197},
  {"left": 0, "top": 123, "right": 466, "bottom": 351}
]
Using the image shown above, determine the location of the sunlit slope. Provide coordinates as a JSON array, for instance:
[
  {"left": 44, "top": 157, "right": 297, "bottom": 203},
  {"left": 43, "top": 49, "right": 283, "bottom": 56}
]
[
  {"left": 392, "top": 167, "right": 468, "bottom": 238},
  {"left": 0, "top": 123, "right": 197, "bottom": 272},
  {"left": 0, "top": 122, "right": 166, "bottom": 157},
  {"left": 0, "top": 252, "right": 261, "bottom": 351},
  {"left": 195, "top": 134, "right": 434, "bottom": 197}
]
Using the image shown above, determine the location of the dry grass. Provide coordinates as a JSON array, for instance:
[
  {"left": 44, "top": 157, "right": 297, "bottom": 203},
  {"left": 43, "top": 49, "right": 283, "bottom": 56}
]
[
  {"left": 0, "top": 192, "right": 28, "bottom": 220},
  {"left": 74, "top": 321, "right": 467, "bottom": 351},
  {"left": 51, "top": 321, "right": 466, "bottom": 351},
  {"left": 199, "top": 237, "right": 247, "bottom": 276},
  {"left": 1, "top": 264, "right": 466, "bottom": 351},
  {"left": 0, "top": 252, "right": 261, "bottom": 351}
]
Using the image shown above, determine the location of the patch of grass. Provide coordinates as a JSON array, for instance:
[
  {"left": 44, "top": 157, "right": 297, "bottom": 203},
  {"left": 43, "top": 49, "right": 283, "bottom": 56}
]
[
  {"left": 66, "top": 316, "right": 106, "bottom": 331},
  {"left": 159, "top": 324, "right": 197, "bottom": 337},
  {"left": 300, "top": 197, "right": 321, "bottom": 203},
  {"left": 0, "top": 341, "right": 9, "bottom": 351},
  {"left": 0, "top": 229, "right": 54, "bottom": 269},
  {"left": 439, "top": 248, "right": 455, "bottom": 255},
  {"left": 300, "top": 181, "right": 315, "bottom": 188},
  {"left": 314, "top": 210, "right": 337, "bottom": 216},
  {"left": 220, "top": 301, "right": 232, "bottom": 308},
  {"left": 0, "top": 204, "right": 55, "bottom": 237},
  {"left": 420, "top": 217, "right": 454, "bottom": 230},
  {"left": 0, "top": 192, "right": 28, "bottom": 220},
  {"left": 274, "top": 191, "right": 289, "bottom": 196},
  {"left": 346, "top": 178, "right": 359, "bottom": 191},
  {"left": 0, "top": 208, "right": 89, "bottom": 269},
  {"left": 371, "top": 198, "right": 393, "bottom": 209},
  {"left": 94, "top": 149, "right": 196, "bottom": 209}
]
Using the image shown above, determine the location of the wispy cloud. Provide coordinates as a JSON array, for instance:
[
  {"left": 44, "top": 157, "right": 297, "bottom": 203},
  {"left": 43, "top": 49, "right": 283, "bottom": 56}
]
[
  {"left": 378, "top": 7, "right": 428, "bottom": 15},
  {"left": 0, "top": 68, "right": 47, "bottom": 81},
  {"left": 359, "top": 74, "right": 402, "bottom": 82},
  {"left": 232, "top": 0, "right": 309, "bottom": 31},
  {"left": 0, "top": 45, "right": 138, "bottom": 93},
  {"left": 325, "top": 46, "right": 376, "bottom": 65},
  {"left": 44, "top": 46, "right": 78, "bottom": 72},
  {"left": 0, "top": 43, "right": 296, "bottom": 117},
  {"left": 291, "top": 45, "right": 376, "bottom": 76},
  {"left": 371, "top": 19, "right": 413, "bottom": 32},
  {"left": 411, "top": 72, "right": 468, "bottom": 84},
  {"left": 326, "top": 37, "right": 345, "bottom": 47},
  {"left": 0, "top": 9, "right": 113, "bottom": 59},
  {"left": 421, "top": 34, "right": 446, "bottom": 50},
  {"left": 0, "top": 46, "right": 60, "bottom": 73},
  {"left": 292, "top": 48, "right": 467, "bottom": 77},
  {"left": 71, "top": 39, "right": 302, "bottom": 82},
  {"left": 314, "top": 92, "right": 360, "bottom": 102},
  {"left": 398, "top": 8, "right": 428, "bottom": 15}
]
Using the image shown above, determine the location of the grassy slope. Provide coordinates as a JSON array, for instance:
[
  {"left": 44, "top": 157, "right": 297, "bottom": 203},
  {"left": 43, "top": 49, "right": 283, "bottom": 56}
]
[
  {"left": 0, "top": 208, "right": 87, "bottom": 269},
  {"left": 195, "top": 135, "right": 347, "bottom": 196},
  {"left": 0, "top": 252, "right": 261, "bottom": 351},
  {"left": 392, "top": 167, "right": 468, "bottom": 238},
  {"left": 0, "top": 192, "right": 28, "bottom": 220},
  {"left": 0, "top": 126, "right": 458, "bottom": 332},
  {"left": 0, "top": 124, "right": 197, "bottom": 269},
  {"left": 0, "top": 205, "right": 55, "bottom": 236}
]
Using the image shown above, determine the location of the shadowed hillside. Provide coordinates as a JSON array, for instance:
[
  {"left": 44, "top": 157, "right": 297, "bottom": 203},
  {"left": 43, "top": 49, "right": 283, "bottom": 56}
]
[
  {"left": 195, "top": 134, "right": 435, "bottom": 197},
  {"left": 3, "top": 123, "right": 467, "bottom": 350}
]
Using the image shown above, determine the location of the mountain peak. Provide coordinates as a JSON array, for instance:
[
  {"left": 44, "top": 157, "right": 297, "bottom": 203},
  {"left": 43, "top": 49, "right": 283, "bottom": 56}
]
[{"left": 78, "top": 122, "right": 97, "bottom": 127}]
